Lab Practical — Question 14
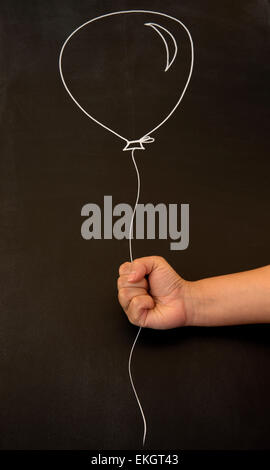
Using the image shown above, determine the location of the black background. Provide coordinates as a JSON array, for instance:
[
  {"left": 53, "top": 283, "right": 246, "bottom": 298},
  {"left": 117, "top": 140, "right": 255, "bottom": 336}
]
[{"left": 0, "top": 0, "right": 269, "bottom": 450}]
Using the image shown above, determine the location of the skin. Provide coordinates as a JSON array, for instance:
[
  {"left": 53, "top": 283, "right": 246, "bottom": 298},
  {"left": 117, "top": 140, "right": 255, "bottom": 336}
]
[{"left": 117, "top": 256, "right": 270, "bottom": 329}]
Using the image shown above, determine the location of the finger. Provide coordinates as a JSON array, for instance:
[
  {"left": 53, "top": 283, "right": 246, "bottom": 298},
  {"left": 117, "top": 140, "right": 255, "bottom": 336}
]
[
  {"left": 119, "top": 262, "right": 132, "bottom": 276},
  {"left": 127, "top": 256, "right": 167, "bottom": 283},
  {"left": 117, "top": 274, "right": 148, "bottom": 291},
  {"left": 127, "top": 294, "right": 155, "bottom": 327},
  {"left": 118, "top": 287, "right": 147, "bottom": 312}
]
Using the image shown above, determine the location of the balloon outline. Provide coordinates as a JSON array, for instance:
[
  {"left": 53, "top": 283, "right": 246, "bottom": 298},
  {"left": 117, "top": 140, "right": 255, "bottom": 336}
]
[
  {"left": 59, "top": 10, "right": 194, "bottom": 448},
  {"left": 59, "top": 10, "right": 194, "bottom": 149}
]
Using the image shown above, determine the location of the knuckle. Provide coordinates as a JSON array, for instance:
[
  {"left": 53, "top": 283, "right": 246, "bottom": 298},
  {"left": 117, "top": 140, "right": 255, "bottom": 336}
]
[
  {"left": 119, "top": 262, "right": 130, "bottom": 275},
  {"left": 155, "top": 255, "right": 165, "bottom": 263},
  {"left": 118, "top": 288, "right": 128, "bottom": 305},
  {"left": 128, "top": 310, "right": 139, "bottom": 326},
  {"left": 117, "top": 276, "right": 124, "bottom": 289},
  {"left": 117, "top": 291, "right": 122, "bottom": 304},
  {"left": 131, "top": 295, "right": 141, "bottom": 309},
  {"left": 133, "top": 259, "right": 141, "bottom": 267}
]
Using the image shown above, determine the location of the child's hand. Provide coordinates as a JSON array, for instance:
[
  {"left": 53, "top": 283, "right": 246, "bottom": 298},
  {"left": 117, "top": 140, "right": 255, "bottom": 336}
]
[
  {"left": 117, "top": 256, "right": 190, "bottom": 329},
  {"left": 118, "top": 259, "right": 270, "bottom": 329}
]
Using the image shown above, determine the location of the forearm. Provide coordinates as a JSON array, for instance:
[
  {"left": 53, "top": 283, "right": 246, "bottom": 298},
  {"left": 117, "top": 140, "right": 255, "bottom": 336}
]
[{"left": 185, "top": 265, "right": 270, "bottom": 326}]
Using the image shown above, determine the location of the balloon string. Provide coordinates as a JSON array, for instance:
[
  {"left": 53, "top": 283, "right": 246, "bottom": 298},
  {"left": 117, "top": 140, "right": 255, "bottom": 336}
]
[
  {"left": 128, "top": 149, "right": 140, "bottom": 262},
  {"left": 128, "top": 149, "right": 147, "bottom": 447}
]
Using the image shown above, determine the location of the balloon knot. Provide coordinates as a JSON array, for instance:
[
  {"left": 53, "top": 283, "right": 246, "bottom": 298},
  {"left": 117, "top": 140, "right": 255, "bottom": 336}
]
[{"left": 123, "top": 135, "right": 155, "bottom": 152}]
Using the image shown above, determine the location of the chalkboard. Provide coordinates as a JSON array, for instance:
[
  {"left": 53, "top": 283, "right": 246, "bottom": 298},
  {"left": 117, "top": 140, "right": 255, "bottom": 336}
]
[{"left": 0, "top": 0, "right": 270, "bottom": 450}]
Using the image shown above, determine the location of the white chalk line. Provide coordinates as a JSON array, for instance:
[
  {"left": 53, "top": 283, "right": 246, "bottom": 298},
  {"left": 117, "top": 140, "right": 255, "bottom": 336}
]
[
  {"left": 144, "top": 22, "right": 178, "bottom": 72},
  {"left": 59, "top": 9, "right": 194, "bottom": 150},
  {"left": 59, "top": 9, "right": 194, "bottom": 448},
  {"left": 127, "top": 149, "right": 146, "bottom": 446}
]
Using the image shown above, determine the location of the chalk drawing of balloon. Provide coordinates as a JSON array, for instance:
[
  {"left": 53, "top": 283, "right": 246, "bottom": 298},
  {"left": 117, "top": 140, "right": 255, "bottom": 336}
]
[
  {"left": 59, "top": 10, "right": 194, "bottom": 447},
  {"left": 59, "top": 10, "right": 194, "bottom": 151}
]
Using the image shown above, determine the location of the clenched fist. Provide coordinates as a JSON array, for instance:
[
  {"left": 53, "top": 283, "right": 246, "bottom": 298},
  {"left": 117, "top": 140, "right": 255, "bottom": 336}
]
[
  {"left": 118, "top": 258, "right": 270, "bottom": 329},
  {"left": 117, "top": 256, "right": 191, "bottom": 329}
]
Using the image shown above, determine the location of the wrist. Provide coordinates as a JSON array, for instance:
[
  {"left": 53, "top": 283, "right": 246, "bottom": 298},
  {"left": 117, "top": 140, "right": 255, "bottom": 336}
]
[{"left": 182, "top": 279, "right": 205, "bottom": 327}]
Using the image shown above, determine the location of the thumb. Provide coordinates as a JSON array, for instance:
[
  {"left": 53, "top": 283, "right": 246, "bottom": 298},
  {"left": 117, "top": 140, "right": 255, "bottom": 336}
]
[{"left": 120, "top": 256, "right": 166, "bottom": 283}]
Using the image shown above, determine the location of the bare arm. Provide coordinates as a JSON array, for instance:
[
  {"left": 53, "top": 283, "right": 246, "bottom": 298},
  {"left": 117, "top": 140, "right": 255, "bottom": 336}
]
[
  {"left": 117, "top": 257, "right": 270, "bottom": 329},
  {"left": 186, "top": 265, "right": 270, "bottom": 326}
]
